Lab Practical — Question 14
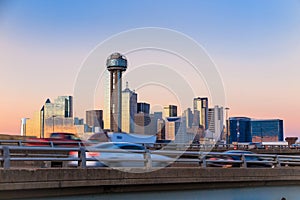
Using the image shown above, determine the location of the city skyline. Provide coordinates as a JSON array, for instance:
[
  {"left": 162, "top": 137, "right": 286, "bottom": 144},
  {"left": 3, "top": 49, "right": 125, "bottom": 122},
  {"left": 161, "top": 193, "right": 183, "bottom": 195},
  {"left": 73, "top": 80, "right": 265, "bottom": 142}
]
[
  {"left": 20, "top": 90, "right": 284, "bottom": 142},
  {"left": 1, "top": 1, "right": 300, "bottom": 136}
]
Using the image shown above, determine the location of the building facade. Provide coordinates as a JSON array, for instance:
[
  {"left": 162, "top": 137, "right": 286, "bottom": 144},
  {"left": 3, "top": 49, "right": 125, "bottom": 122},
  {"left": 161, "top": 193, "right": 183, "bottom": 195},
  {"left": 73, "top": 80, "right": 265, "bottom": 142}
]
[
  {"left": 122, "top": 85, "right": 137, "bottom": 133},
  {"left": 86, "top": 110, "right": 104, "bottom": 130},
  {"left": 193, "top": 97, "right": 208, "bottom": 129},
  {"left": 229, "top": 117, "right": 284, "bottom": 143},
  {"left": 163, "top": 105, "right": 177, "bottom": 118},
  {"left": 165, "top": 117, "right": 186, "bottom": 142},
  {"left": 24, "top": 96, "right": 75, "bottom": 138},
  {"left": 157, "top": 119, "right": 165, "bottom": 140},
  {"left": 207, "top": 106, "right": 224, "bottom": 141},
  {"left": 103, "top": 71, "right": 111, "bottom": 130},
  {"left": 137, "top": 102, "right": 150, "bottom": 114},
  {"left": 134, "top": 113, "right": 151, "bottom": 135},
  {"left": 250, "top": 119, "right": 284, "bottom": 142},
  {"left": 183, "top": 108, "right": 193, "bottom": 129}
]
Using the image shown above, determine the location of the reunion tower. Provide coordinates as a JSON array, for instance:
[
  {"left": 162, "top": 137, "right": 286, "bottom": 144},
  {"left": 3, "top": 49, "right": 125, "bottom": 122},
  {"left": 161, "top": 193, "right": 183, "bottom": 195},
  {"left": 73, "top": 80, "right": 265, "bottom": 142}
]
[{"left": 106, "top": 52, "right": 127, "bottom": 132}]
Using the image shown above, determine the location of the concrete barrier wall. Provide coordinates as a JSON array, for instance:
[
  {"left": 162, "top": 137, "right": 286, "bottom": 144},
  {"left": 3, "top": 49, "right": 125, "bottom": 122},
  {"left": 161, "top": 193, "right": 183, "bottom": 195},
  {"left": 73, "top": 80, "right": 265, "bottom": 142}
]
[{"left": 1, "top": 168, "right": 300, "bottom": 199}]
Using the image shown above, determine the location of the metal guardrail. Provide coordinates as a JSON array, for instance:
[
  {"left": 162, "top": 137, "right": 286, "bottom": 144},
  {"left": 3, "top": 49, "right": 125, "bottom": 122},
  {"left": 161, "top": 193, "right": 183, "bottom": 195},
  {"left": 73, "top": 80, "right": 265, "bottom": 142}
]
[
  {"left": 1, "top": 145, "right": 300, "bottom": 169},
  {"left": 0, "top": 140, "right": 83, "bottom": 147},
  {"left": 0, "top": 140, "right": 295, "bottom": 151}
]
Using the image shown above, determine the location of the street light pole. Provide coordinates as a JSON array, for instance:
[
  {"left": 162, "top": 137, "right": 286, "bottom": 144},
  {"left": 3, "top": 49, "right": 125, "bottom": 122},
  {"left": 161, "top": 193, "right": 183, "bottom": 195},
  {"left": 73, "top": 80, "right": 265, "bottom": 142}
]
[
  {"left": 261, "top": 127, "right": 263, "bottom": 143},
  {"left": 52, "top": 115, "right": 56, "bottom": 133},
  {"left": 225, "top": 107, "right": 230, "bottom": 144}
]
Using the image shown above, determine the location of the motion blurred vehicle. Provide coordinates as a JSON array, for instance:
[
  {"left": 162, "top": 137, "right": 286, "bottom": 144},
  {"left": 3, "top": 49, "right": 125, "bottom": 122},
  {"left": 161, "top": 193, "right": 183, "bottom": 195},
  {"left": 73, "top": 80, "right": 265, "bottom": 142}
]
[
  {"left": 25, "top": 132, "right": 83, "bottom": 147},
  {"left": 206, "top": 155, "right": 234, "bottom": 168},
  {"left": 206, "top": 150, "right": 274, "bottom": 168},
  {"left": 68, "top": 142, "right": 173, "bottom": 167},
  {"left": 291, "top": 143, "right": 300, "bottom": 149}
]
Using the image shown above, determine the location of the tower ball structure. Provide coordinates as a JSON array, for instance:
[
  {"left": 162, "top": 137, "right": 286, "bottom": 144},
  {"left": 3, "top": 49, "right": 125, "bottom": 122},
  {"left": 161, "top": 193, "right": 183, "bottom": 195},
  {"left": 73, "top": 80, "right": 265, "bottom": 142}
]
[{"left": 106, "top": 52, "right": 127, "bottom": 132}]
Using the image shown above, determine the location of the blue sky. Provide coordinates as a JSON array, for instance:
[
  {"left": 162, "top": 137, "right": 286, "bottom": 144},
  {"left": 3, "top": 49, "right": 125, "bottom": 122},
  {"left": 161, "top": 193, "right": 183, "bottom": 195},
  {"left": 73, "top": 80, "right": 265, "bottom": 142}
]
[
  {"left": 0, "top": 0, "right": 300, "bottom": 135},
  {"left": 2, "top": 0, "right": 299, "bottom": 49}
]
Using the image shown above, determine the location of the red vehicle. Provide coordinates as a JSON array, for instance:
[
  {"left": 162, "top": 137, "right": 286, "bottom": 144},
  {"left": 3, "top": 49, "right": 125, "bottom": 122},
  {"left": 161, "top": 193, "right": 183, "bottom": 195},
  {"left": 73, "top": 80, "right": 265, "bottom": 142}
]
[{"left": 25, "top": 132, "right": 83, "bottom": 147}]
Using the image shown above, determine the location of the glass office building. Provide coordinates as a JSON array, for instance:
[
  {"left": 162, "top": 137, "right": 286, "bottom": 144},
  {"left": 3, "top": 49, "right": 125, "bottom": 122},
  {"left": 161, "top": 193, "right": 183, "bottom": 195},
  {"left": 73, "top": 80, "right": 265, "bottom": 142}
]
[
  {"left": 137, "top": 102, "right": 150, "bottom": 114},
  {"left": 24, "top": 96, "right": 75, "bottom": 138},
  {"left": 229, "top": 117, "right": 284, "bottom": 143},
  {"left": 250, "top": 119, "right": 284, "bottom": 142},
  {"left": 229, "top": 117, "right": 251, "bottom": 143}
]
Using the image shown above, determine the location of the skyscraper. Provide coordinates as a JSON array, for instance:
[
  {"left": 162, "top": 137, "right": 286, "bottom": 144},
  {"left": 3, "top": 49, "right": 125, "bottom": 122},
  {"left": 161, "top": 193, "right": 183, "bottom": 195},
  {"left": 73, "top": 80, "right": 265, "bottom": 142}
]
[
  {"left": 193, "top": 97, "right": 208, "bottom": 129},
  {"left": 165, "top": 117, "right": 186, "bottom": 142},
  {"left": 163, "top": 105, "right": 177, "bottom": 118},
  {"left": 41, "top": 96, "right": 74, "bottom": 137},
  {"left": 86, "top": 110, "right": 104, "bottom": 129},
  {"left": 24, "top": 96, "right": 75, "bottom": 138},
  {"left": 122, "top": 83, "right": 137, "bottom": 133},
  {"left": 154, "top": 112, "right": 163, "bottom": 120},
  {"left": 106, "top": 53, "right": 127, "bottom": 132},
  {"left": 183, "top": 108, "right": 193, "bottom": 128},
  {"left": 207, "top": 106, "right": 224, "bottom": 140},
  {"left": 25, "top": 111, "right": 41, "bottom": 138},
  {"left": 20, "top": 118, "right": 27, "bottom": 136},
  {"left": 134, "top": 112, "right": 152, "bottom": 135},
  {"left": 229, "top": 117, "right": 251, "bottom": 143},
  {"left": 42, "top": 96, "right": 73, "bottom": 120},
  {"left": 137, "top": 102, "right": 150, "bottom": 114},
  {"left": 103, "top": 71, "right": 111, "bottom": 130},
  {"left": 157, "top": 119, "right": 165, "bottom": 140},
  {"left": 151, "top": 112, "right": 163, "bottom": 137}
]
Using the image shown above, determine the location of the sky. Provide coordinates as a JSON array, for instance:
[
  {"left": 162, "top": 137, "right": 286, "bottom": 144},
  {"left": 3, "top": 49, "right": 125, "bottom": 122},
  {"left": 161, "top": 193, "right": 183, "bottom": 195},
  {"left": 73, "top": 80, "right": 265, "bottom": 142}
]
[{"left": 0, "top": 0, "right": 300, "bottom": 136}]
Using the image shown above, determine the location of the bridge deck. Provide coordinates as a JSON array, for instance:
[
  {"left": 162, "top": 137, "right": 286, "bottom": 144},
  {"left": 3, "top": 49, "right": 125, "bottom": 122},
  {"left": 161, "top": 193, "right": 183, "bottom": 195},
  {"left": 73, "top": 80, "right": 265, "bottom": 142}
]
[{"left": 1, "top": 167, "right": 300, "bottom": 199}]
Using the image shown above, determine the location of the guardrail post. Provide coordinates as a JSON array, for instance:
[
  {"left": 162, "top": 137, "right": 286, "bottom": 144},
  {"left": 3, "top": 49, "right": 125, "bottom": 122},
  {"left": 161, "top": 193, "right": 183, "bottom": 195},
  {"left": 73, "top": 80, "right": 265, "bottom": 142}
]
[
  {"left": 3, "top": 146, "right": 10, "bottom": 169},
  {"left": 50, "top": 141, "right": 54, "bottom": 148},
  {"left": 79, "top": 147, "right": 86, "bottom": 168},
  {"left": 18, "top": 141, "right": 22, "bottom": 146},
  {"left": 241, "top": 154, "right": 247, "bottom": 168},
  {"left": 275, "top": 155, "right": 281, "bottom": 168},
  {"left": 202, "top": 155, "right": 207, "bottom": 168},
  {"left": 144, "top": 149, "right": 152, "bottom": 169}
]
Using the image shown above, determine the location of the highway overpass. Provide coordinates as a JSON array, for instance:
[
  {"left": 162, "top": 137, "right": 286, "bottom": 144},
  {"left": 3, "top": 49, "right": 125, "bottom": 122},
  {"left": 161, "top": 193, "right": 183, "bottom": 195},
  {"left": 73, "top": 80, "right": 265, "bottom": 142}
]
[{"left": 1, "top": 167, "right": 300, "bottom": 199}]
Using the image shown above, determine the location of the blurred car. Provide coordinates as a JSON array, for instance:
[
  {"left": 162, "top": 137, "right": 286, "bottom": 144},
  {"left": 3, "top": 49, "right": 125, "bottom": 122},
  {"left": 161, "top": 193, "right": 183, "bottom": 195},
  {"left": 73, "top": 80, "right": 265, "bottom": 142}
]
[
  {"left": 68, "top": 142, "right": 173, "bottom": 167},
  {"left": 291, "top": 144, "right": 300, "bottom": 149},
  {"left": 206, "top": 155, "right": 234, "bottom": 168},
  {"left": 206, "top": 150, "right": 274, "bottom": 168},
  {"left": 26, "top": 132, "right": 83, "bottom": 147}
]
